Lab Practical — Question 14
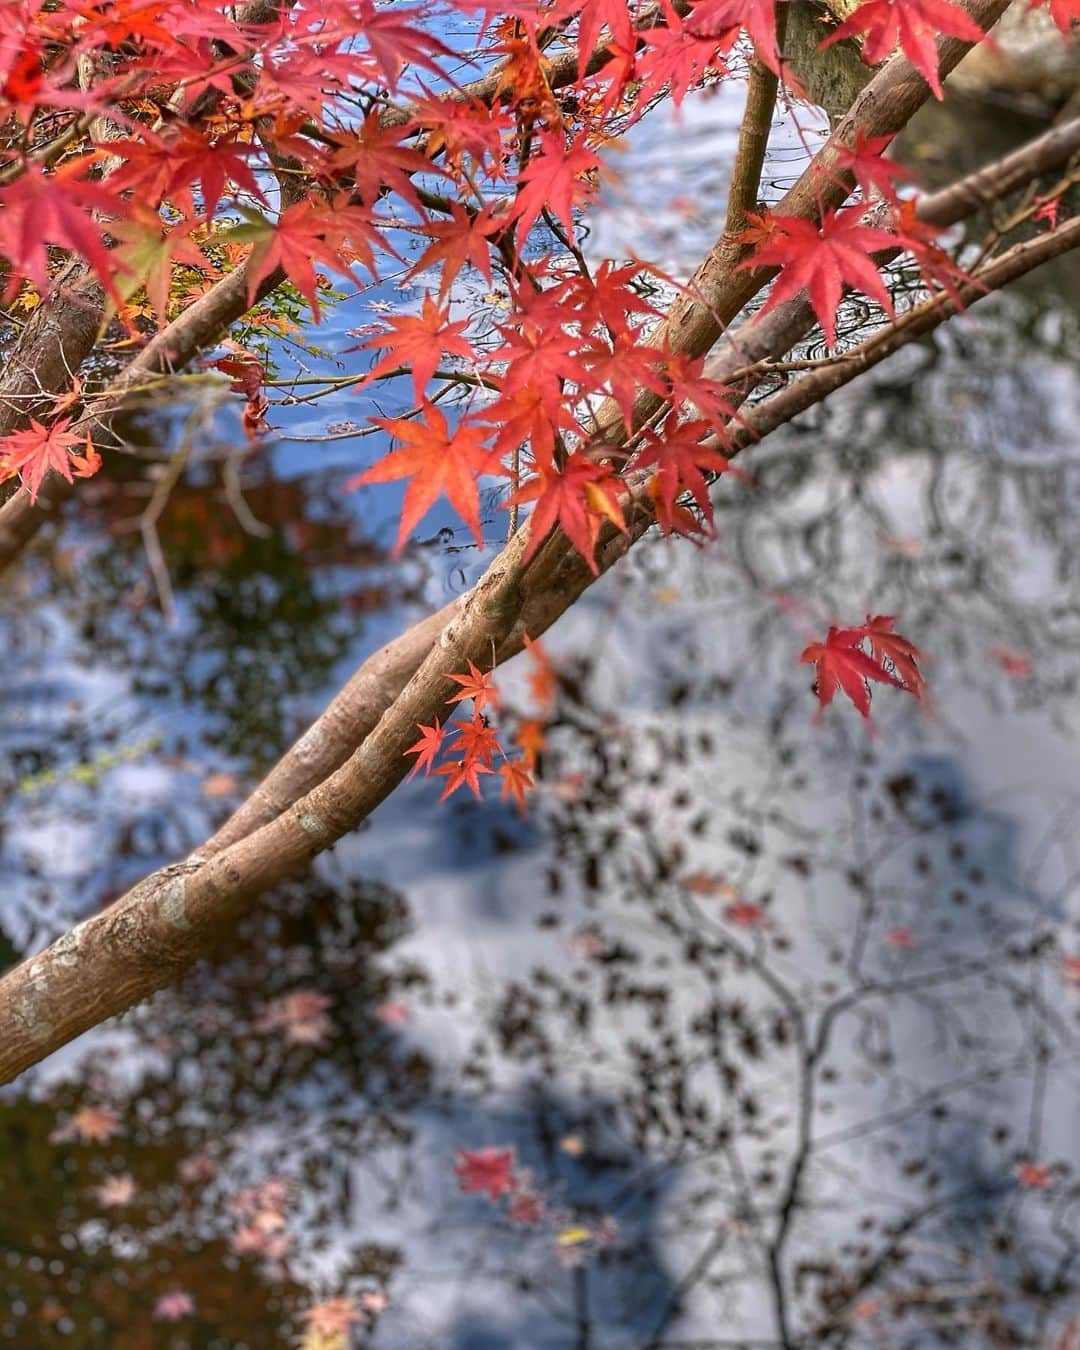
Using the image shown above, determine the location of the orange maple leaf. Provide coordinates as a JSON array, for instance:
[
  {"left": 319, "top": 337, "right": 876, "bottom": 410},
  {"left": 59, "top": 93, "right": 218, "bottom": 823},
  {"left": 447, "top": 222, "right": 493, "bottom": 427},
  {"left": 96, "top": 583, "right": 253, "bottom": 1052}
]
[{"left": 346, "top": 403, "right": 503, "bottom": 551}]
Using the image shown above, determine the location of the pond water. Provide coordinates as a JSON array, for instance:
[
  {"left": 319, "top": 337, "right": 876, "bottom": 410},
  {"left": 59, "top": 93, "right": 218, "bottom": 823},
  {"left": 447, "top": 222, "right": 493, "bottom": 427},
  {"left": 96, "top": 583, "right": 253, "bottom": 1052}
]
[{"left": 1, "top": 79, "right": 1079, "bottom": 1349}]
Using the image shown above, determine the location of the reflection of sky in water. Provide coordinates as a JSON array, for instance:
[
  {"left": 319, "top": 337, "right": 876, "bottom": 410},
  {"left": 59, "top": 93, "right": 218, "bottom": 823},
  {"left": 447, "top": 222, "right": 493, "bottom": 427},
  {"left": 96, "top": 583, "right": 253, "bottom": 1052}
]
[{"left": 1, "top": 85, "right": 1080, "bottom": 1347}]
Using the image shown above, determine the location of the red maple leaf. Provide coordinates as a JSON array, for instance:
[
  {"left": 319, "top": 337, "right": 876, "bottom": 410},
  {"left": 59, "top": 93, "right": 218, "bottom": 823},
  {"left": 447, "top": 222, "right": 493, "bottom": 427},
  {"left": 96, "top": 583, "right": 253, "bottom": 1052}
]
[
  {"left": 890, "top": 199, "right": 974, "bottom": 306},
  {"left": 436, "top": 754, "right": 493, "bottom": 800},
  {"left": 822, "top": 0, "right": 987, "bottom": 99},
  {"left": 635, "top": 418, "right": 740, "bottom": 535},
  {"left": 549, "top": 0, "right": 634, "bottom": 79},
  {"left": 239, "top": 199, "right": 382, "bottom": 317},
  {"left": 451, "top": 713, "right": 501, "bottom": 765},
  {"left": 405, "top": 718, "right": 446, "bottom": 777},
  {"left": 1016, "top": 1161, "right": 1054, "bottom": 1189},
  {"left": 410, "top": 202, "right": 502, "bottom": 299},
  {"left": 346, "top": 404, "right": 501, "bottom": 551},
  {"left": 861, "top": 614, "right": 926, "bottom": 697},
  {"left": 499, "top": 759, "right": 534, "bottom": 812},
  {"left": 828, "top": 131, "right": 909, "bottom": 202},
  {"left": 741, "top": 207, "right": 897, "bottom": 348},
  {"left": 0, "top": 158, "right": 124, "bottom": 302},
  {"left": 800, "top": 624, "right": 904, "bottom": 719},
  {"left": 454, "top": 1147, "right": 516, "bottom": 1201},
  {"left": 635, "top": 11, "right": 738, "bottom": 107},
  {"left": 0, "top": 418, "right": 99, "bottom": 502},
  {"left": 724, "top": 901, "right": 770, "bottom": 928},
  {"left": 685, "top": 0, "right": 787, "bottom": 73},
  {"left": 353, "top": 295, "right": 473, "bottom": 402},
  {"left": 495, "top": 315, "right": 588, "bottom": 428},
  {"left": 506, "top": 453, "right": 627, "bottom": 572},
  {"left": 105, "top": 124, "right": 266, "bottom": 219},
  {"left": 447, "top": 661, "right": 500, "bottom": 714},
  {"left": 510, "top": 129, "right": 601, "bottom": 246}
]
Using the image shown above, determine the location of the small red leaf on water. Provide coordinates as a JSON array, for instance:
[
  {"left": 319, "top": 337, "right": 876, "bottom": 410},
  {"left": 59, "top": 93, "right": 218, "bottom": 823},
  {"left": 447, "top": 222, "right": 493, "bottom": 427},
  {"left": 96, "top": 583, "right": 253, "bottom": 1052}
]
[
  {"left": 1017, "top": 1161, "right": 1053, "bottom": 1189},
  {"left": 990, "top": 645, "right": 1032, "bottom": 679},
  {"left": 724, "top": 901, "right": 769, "bottom": 928},
  {"left": 885, "top": 927, "right": 916, "bottom": 948},
  {"left": 454, "top": 1146, "right": 516, "bottom": 1201}
]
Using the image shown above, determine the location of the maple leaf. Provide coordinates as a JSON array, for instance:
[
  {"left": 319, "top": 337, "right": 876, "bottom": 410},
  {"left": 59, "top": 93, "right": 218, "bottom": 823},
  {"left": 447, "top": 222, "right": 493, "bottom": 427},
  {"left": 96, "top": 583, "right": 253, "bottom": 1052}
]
[
  {"left": 1017, "top": 1161, "right": 1054, "bottom": 1189},
  {"left": 303, "top": 1298, "right": 362, "bottom": 1338},
  {"left": 860, "top": 614, "right": 926, "bottom": 697},
  {"left": 508, "top": 1189, "right": 545, "bottom": 1224},
  {"left": 346, "top": 403, "right": 502, "bottom": 551},
  {"left": 436, "top": 754, "right": 493, "bottom": 801},
  {"left": 237, "top": 199, "right": 382, "bottom": 318},
  {"left": 506, "top": 453, "right": 627, "bottom": 573},
  {"left": 579, "top": 329, "right": 667, "bottom": 430},
  {"left": 686, "top": 0, "right": 788, "bottom": 73},
  {"left": 0, "top": 158, "right": 125, "bottom": 302},
  {"left": 405, "top": 718, "right": 446, "bottom": 777},
  {"left": 550, "top": 260, "right": 660, "bottom": 337},
  {"left": 55, "top": 1104, "right": 122, "bottom": 1144},
  {"left": 523, "top": 632, "right": 557, "bottom": 710},
  {"left": 208, "top": 349, "right": 264, "bottom": 399},
  {"left": 454, "top": 1146, "right": 516, "bottom": 1200},
  {"left": 105, "top": 124, "right": 266, "bottom": 219},
  {"left": 989, "top": 645, "right": 1032, "bottom": 678},
  {"left": 93, "top": 1173, "right": 137, "bottom": 1207},
  {"left": 635, "top": 418, "right": 740, "bottom": 534},
  {"left": 800, "top": 624, "right": 903, "bottom": 719},
  {"left": 827, "top": 131, "right": 909, "bottom": 202},
  {"left": 741, "top": 208, "right": 897, "bottom": 348},
  {"left": 107, "top": 210, "right": 209, "bottom": 328},
  {"left": 724, "top": 900, "right": 770, "bottom": 928},
  {"left": 890, "top": 199, "right": 974, "bottom": 306},
  {"left": 0, "top": 417, "right": 97, "bottom": 502},
  {"left": 447, "top": 661, "right": 500, "bottom": 713},
  {"left": 353, "top": 295, "right": 473, "bottom": 402},
  {"left": 406, "top": 89, "right": 513, "bottom": 171},
  {"left": 451, "top": 713, "right": 502, "bottom": 768},
  {"left": 410, "top": 202, "right": 502, "bottom": 299},
  {"left": 352, "top": 0, "right": 454, "bottom": 88},
  {"left": 511, "top": 129, "right": 601, "bottom": 246},
  {"left": 635, "top": 10, "right": 739, "bottom": 107},
  {"left": 499, "top": 758, "right": 534, "bottom": 811},
  {"left": 822, "top": 0, "right": 987, "bottom": 99},
  {"left": 496, "top": 316, "right": 587, "bottom": 428},
  {"left": 515, "top": 717, "right": 548, "bottom": 764}
]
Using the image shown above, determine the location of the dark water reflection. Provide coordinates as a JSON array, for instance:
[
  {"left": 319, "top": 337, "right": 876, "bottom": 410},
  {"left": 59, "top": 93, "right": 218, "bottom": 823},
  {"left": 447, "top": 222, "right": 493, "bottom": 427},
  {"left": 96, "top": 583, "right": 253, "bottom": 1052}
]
[{"left": 2, "top": 113, "right": 1080, "bottom": 1350}]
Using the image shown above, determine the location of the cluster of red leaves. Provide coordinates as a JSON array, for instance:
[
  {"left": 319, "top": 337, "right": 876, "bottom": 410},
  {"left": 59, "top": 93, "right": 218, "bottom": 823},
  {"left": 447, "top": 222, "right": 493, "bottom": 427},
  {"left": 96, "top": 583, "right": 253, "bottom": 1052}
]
[
  {"left": 406, "top": 660, "right": 534, "bottom": 808},
  {"left": 0, "top": 0, "right": 1013, "bottom": 572},
  {"left": 454, "top": 1147, "right": 549, "bottom": 1228},
  {"left": 4, "top": 0, "right": 1064, "bottom": 743},
  {"left": 801, "top": 614, "right": 925, "bottom": 721}
]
